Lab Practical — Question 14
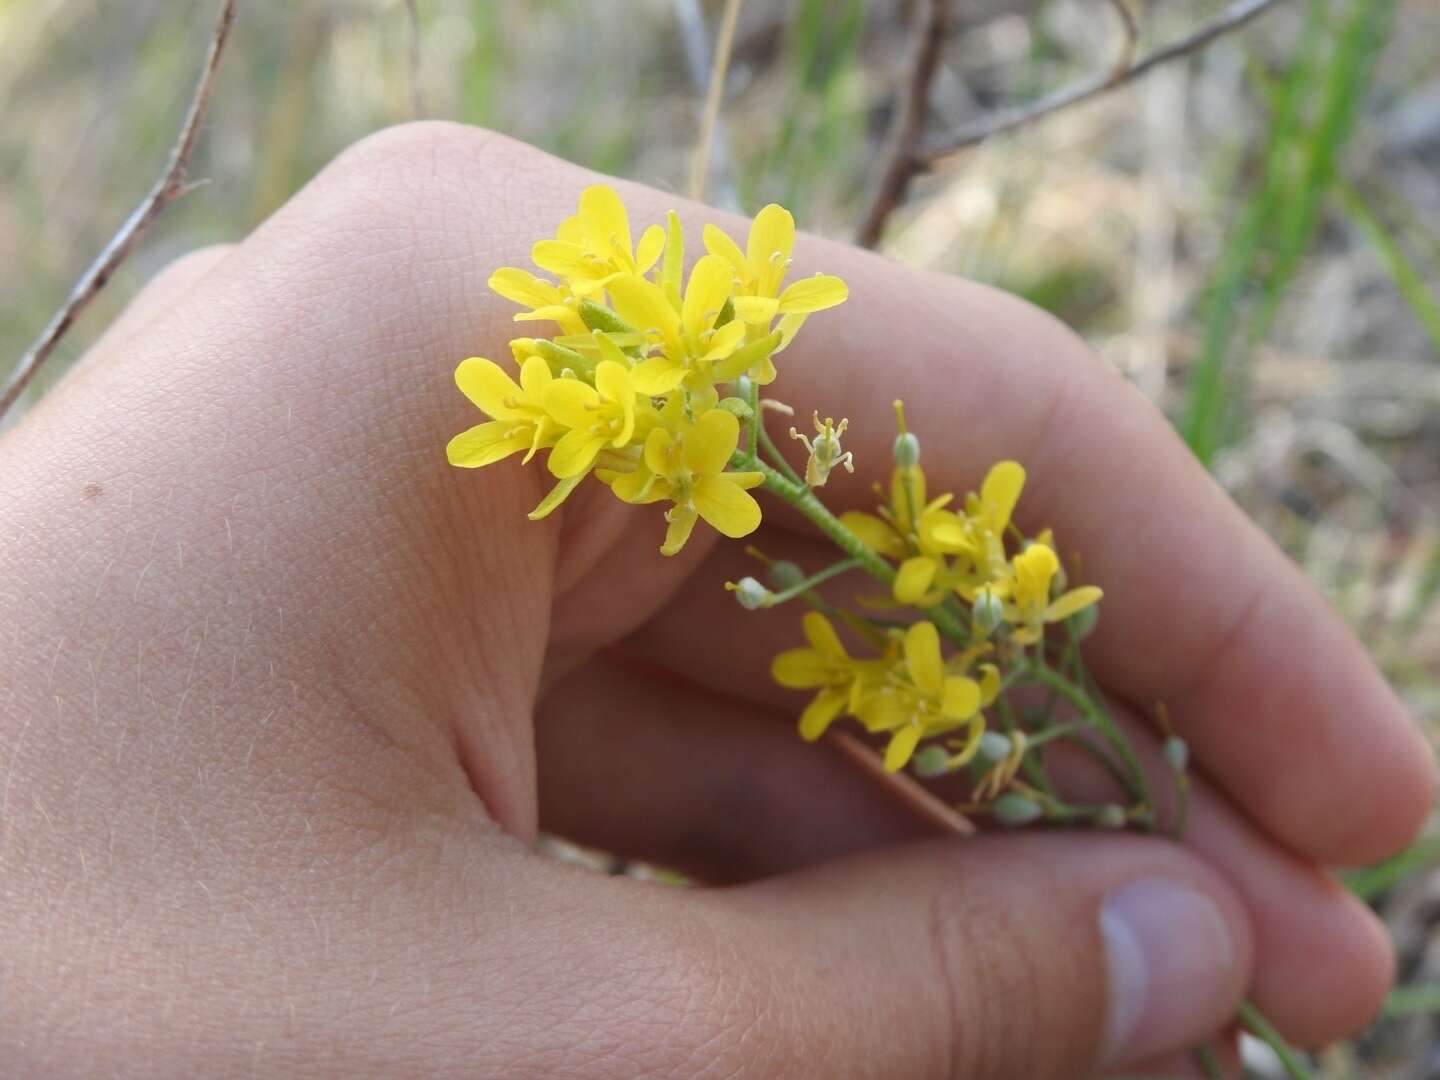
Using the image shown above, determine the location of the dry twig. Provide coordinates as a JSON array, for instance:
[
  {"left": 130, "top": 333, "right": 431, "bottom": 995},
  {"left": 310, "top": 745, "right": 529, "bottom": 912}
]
[
  {"left": 829, "top": 731, "right": 976, "bottom": 836},
  {"left": 688, "top": 0, "right": 744, "bottom": 203},
  {"left": 856, "top": 0, "right": 1288, "bottom": 247},
  {"left": 856, "top": 0, "right": 948, "bottom": 248},
  {"left": 0, "top": 0, "right": 238, "bottom": 420}
]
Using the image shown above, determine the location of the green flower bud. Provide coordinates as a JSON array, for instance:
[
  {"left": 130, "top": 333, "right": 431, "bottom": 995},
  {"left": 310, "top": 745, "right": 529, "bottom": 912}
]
[
  {"left": 911, "top": 745, "right": 952, "bottom": 778},
  {"left": 735, "top": 374, "right": 753, "bottom": 400},
  {"left": 972, "top": 590, "right": 1004, "bottom": 633},
  {"left": 1163, "top": 735, "right": 1189, "bottom": 774},
  {"left": 977, "top": 731, "right": 1012, "bottom": 763},
  {"left": 992, "top": 793, "right": 1043, "bottom": 827},
  {"left": 728, "top": 577, "right": 772, "bottom": 610},
  {"left": 1095, "top": 805, "right": 1128, "bottom": 829},
  {"left": 767, "top": 560, "right": 806, "bottom": 590},
  {"left": 1069, "top": 603, "right": 1099, "bottom": 640},
  {"left": 717, "top": 396, "right": 754, "bottom": 420},
  {"left": 892, "top": 431, "right": 921, "bottom": 467}
]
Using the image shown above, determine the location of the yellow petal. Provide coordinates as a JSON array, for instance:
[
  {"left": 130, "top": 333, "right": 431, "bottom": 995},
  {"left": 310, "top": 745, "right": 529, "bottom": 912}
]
[
  {"left": 978, "top": 663, "right": 1002, "bottom": 706},
  {"left": 840, "top": 512, "right": 906, "bottom": 559},
  {"left": 799, "top": 690, "right": 847, "bottom": 741},
  {"left": 681, "top": 254, "right": 734, "bottom": 337},
  {"left": 698, "top": 319, "right": 746, "bottom": 363},
  {"left": 513, "top": 305, "right": 586, "bottom": 334},
  {"left": 607, "top": 274, "right": 680, "bottom": 345},
  {"left": 454, "top": 357, "right": 524, "bottom": 419},
  {"left": 643, "top": 425, "right": 678, "bottom": 478},
  {"left": 631, "top": 357, "right": 687, "bottom": 395},
  {"left": 702, "top": 222, "right": 747, "bottom": 276},
  {"left": 728, "top": 470, "right": 764, "bottom": 490},
  {"left": 446, "top": 422, "right": 529, "bottom": 468},
  {"left": 732, "top": 295, "right": 780, "bottom": 324},
  {"left": 747, "top": 203, "right": 795, "bottom": 279},
  {"left": 660, "top": 505, "right": 698, "bottom": 556},
  {"left": 1044, "top": 586, "right": 1103, "bottom": 624},
  {"left": 884, "top": 725, "right": 923, "bottom": 772},
  {"left": 693, "top": 476, "right": 762, "bottom": 538},
  {"left": 548, "top": 427, "right": 604, "bottom": 478},
  {"left": 577, "top": 184, "right": 630, "bottom": 260},
  {"left": 684, "top": 408, "right": 741, "bottom": 477},
  {"left": 772, "top": 647, "right": 831, "bottom": 689},
  {"left": 527, "top": 474, "right": 584, "bottom": 520},
  {"left": 981, "top": 461, "right": 1026, "bottom": 531},
  {"left": 802, "top": 611, "right": 845, "bottom": 658},
  {"left": 488, "top": 267, "right": 560, "bottom": 308},
  {"left": 775, "top": 311, "right": 808, "bottom": 350},
  {"left": 941, "top": 677, "right": 981, "bottom": 720},
  {"left": 532, "top": 239, "right": 597, "bottom": 282},
  {"left": 776, "top": 274, "right": 848, "bottom": 314},
  {"left": 894, "top": 556, "right": 939, "bottom": 605},
  {"left": 661, "top": 211, "right": 686, "bottom": 307},
  {"left": 541, "top": 378, "right": 599, "bottom": 430},
  {"left": 635, "top": 224, "right": 664, "bottom": 275},
  {"left": 903, "top": 621, "right": 944, "bottom": 695},
  {"left": 518, "top": 355, "right": 553, "bottom": 400}
]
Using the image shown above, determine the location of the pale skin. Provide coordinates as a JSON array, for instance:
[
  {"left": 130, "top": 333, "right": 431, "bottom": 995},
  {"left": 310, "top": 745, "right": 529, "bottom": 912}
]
[{"left": 0, "top": 123, "right": 1431, "bottom": 1078}]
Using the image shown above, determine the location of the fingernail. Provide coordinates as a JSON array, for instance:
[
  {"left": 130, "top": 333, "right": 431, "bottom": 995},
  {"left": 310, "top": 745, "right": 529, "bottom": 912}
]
[{"left": 1099, "top": 877, "right": 1237, "bottom": 1066}]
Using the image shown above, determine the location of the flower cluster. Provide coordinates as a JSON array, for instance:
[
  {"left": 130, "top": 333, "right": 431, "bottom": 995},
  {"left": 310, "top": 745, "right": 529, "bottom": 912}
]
[
  {"left": 446, "top": 184, "right": 848, "bottom": 555},
  {"left": 771, "top": 406, "right": 1103, "bottom": 773}
]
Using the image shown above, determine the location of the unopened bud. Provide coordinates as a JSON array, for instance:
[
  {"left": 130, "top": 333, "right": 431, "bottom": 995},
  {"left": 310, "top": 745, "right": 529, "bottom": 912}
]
[
  {"left": 1069, "top": 603, "right": 1099, "bottom": 639},
  {"left": 735, "top": 374, "right": 753, "bottom": 400},
  {"left": 717, "top": 396, "right": 754, "bottom": 420},
  {"left": 726, "top": 577, "right": 772, "bottom": 610},
  {"left": 977, "top": 731, "right": 1012, "bottom": 763},
  {"left": 911, "top": 745, "right": 952, "bottom": 778},
  {"left": 1095, "top": 804, "right": 1128, "bottom": 829},
  {"left": 767, "top": 560, "right": 806, "bottom": 591},
  {"left": 972, "top": 590, "right": 1004, "bottom": 633},
  {"left": 893, "top": 431, "right": 921, "bottom": 467},
  {"left": 1163, "top": 735, "right": 1189, "bottom": 774},
  {"left": 992, "top": 793, "right": 1043, "bottom": 827}
]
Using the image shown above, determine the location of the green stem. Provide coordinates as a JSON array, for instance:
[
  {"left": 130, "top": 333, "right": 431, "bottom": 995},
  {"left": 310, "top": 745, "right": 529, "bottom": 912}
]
[
  {"left": 758, "top": 424, "right": 804, "bottom": 487},
  {"left": 738, "top": 455, "right": 969, "bottom": 643},
  {"left": 1192, "top": 1044, "right": 1223, "bottom": 1079},
  {"left": 764, "top": 558, "right": 861, "bottom": 607},
  {"left": 1024, "top": 662, "right": 1152, "bottom": 823},
  {"left": 745, "top": 377, "right": 760, "bottom": 460},
  {"left": 1239, "top": 1001, "right": 1311, "bottom": 1080},
  {"left": 1019, "top": 719, "right": 1094, "bottom": 750}
]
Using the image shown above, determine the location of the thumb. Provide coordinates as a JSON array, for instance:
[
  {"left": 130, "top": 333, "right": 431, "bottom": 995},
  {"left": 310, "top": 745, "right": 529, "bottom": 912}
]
[{"left": 705, "top": 833, "right": 1253, "bottom": 1079}]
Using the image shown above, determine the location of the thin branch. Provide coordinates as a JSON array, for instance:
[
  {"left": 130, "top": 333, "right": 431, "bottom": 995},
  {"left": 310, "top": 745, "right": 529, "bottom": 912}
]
[
  {"left": 920, "top": 0, "right": 1287, "bottom": 162},
  {"left": 829, "top": 732, "right": 976, "bottom": 836},
  {"left": 1104, "top": 0, "right": 1140, "bottom": 83},
  {"left": 688, "top": 0, "right": 744, "bottom": 203},
  {"left": 855, "top": 0, "right": 948, "bottom": 248},
  {"left": 0, "top": 0, "right": 238, "bottom": 421}
]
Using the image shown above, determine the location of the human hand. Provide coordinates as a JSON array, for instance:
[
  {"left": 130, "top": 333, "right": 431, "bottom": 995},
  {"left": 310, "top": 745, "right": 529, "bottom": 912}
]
[{"left": 0, "top": 123, "right": 1430, "bottom": 1078}]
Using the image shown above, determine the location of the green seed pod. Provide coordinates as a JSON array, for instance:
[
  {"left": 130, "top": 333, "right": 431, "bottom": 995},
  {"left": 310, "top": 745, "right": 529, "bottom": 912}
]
[
  {"left": 893, "top": 431, "right": 921, "bottom": 467},
  {"left": 977, "top": 731, "right": 1012, "bottom": 763},
  {"left": 992, "top": 793, "right": 1043, "bottom": 827},
  {"left": 911, "top": 745, "right": 952, "bottom": 778},
  {"left": 1163, "top": 736, "right": 1189, "bottom": 774},
  {"left": 1095, "top": 805, "right": 1128, "bottom": 829},
  {"left": 767, "top": 560, "right": 806, "bottom": 591},
  {"left": 717, "top": 396, "right": 754, "bottom": 420},
  {"left": 972, "top": 590, "right": 1005, "bottom": 634},
  {"left": 730, "top": 576, "right": 772, "bottom": 610}
]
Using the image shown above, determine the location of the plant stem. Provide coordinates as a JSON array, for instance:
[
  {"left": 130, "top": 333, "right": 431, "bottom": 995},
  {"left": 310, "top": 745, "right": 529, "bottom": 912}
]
[
  {"left": 1239, "top": 1001, "right": 1311, "bottom": 1079},
  {"left": 738, "top": 454, "right": 970, "bottom": 642},
  {"left": 745, "top": 376, "right": 760, "bottom": 459},
  {"left": 758, "top": 424, "right": 804, "bottom": 487},
  {"left": 765, "top": 558, "right": 862, "bottom": 607},
  {"left": 1023, "top": 661, "right": 1152, "bottom": 821}
]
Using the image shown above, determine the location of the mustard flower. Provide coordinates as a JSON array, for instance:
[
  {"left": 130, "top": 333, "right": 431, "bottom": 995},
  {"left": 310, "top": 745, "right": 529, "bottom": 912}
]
[
  {"left": 487, "top": 267, "right": 587, "bottom": 337},
  {"left": 612, "top": 408, "right": 763, "bottom": 555},
  {"left": 446, "top": 355, "right": 557, "bottom": 468},
  {"left": 999, "top": 542, "right": 1103, "bottom": 645},
  {"left": 859, "top": 621, "right": 986, "bottom": 772},
  {"left": 530, "top": 184, "right": 664, "bottom": 296},
  {"left": 840, "top": 463, "right": 959, "bottom": 605},
  {"left": 541, "top": 360, "right": 639, "bottom": 479},
  {"left": 771, "top": 612, "right": 881, "bottom": 741}
]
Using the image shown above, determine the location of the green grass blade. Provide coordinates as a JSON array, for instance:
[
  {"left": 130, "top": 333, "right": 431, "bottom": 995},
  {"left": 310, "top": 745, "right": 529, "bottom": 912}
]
[{"left": 1334, "top": 178, "right": 1440, "bottom": 357}]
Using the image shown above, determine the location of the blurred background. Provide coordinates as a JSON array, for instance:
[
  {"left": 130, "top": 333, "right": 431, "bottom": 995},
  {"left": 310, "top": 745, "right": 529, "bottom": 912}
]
[{"left": 3, "top": 0, "right": 1439, "bottom": 1074}]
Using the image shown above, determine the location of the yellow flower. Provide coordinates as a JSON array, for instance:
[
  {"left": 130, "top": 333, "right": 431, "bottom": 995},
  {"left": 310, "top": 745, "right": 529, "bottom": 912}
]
[
  {"left": 446, "top": 355, "right": 557, "bottom": 468},
  {"left": 620, "top": 408, "right": 763, "bottom": 555},
  {"left": 530, "top": 184, "right": 664, "bottom": 297},
  {"left": 840, "top": 463, "right": 959, "bottom": 605},
  {"left": 858, "top": 621, "right": 986, "bottom": 772},
  {"left": 487, "top": 267, "right": 587, "bottom": 336},
  {"left": 771, "top": 613, "right": 883, "bottom": 741},
  {"left": 606, "top": 254, "right": 747, "bottom": 394},
  {"left": 702, "top": 205, "right": 848, "bottom": 361},
  {"left": 541, "top": 360, "right": 639, "bottom": 479},
  {"left": 929, "top": 461, "right": 1026, "bottom": 601},
  {"left": 999, "top": 542, "right": 1102, "bottom": 645}
]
